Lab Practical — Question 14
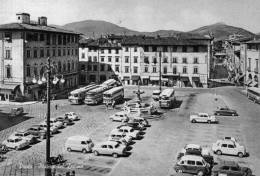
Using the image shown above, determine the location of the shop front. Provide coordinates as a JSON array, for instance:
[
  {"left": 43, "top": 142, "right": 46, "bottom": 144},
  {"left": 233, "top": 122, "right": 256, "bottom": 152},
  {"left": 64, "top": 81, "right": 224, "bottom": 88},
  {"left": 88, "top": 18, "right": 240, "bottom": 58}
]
[{"left": 0, "top": 84, "right": 21, "bottom": 101}]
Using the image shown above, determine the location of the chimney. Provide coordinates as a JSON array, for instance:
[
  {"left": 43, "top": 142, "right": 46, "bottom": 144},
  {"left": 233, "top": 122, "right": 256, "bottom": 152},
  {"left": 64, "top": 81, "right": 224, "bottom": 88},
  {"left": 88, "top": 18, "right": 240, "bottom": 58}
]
[
  {"left": 16, "top": 13, "right": 30, "bottom": 24},
  {"left": 38, "top": 16, "right": 47, "bottom": 26}
]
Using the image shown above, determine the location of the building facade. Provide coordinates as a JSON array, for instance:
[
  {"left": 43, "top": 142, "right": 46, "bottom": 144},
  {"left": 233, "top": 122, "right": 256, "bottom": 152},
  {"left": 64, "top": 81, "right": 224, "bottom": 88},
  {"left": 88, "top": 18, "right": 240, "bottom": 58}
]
[
  {"left": 0, "top": 13, "right": 79, "bottom": 101},
  {"left": 79, "top": 35, "right": 212, "bottom": 88}
]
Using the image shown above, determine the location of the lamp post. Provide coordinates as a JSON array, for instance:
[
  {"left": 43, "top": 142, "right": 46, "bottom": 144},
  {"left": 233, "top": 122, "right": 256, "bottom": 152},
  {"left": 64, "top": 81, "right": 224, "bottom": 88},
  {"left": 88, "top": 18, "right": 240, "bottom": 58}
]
[{"left": 32, "top": 57, "right": 65, "bottom": 176}]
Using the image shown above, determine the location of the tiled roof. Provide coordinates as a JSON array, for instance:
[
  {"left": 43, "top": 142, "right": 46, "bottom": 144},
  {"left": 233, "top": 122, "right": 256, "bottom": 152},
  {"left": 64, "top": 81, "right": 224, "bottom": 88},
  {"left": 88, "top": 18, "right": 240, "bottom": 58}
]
[{"left": 0, "top": 23, "right": 80, "bottom": 34}]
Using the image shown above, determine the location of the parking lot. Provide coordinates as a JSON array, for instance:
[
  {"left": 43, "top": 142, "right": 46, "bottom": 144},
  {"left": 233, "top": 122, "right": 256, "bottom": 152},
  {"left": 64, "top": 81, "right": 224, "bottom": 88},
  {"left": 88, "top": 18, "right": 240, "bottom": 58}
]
[{"left": 0, "top": 86, "right": 259, "bottom": 176}]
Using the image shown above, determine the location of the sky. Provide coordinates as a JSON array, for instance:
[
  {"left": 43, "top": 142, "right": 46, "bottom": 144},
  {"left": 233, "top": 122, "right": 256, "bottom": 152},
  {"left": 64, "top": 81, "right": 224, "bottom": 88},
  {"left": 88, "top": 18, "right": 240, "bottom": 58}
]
[{"left": 0, "top": 0, "right": 260, "bottom": 33}]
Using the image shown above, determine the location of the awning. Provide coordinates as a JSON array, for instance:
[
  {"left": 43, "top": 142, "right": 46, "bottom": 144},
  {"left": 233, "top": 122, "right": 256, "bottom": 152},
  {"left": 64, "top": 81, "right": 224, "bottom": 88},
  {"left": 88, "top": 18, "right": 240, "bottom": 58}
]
[
  {"left": 123, "top": 76, "right": 130, "bottom": 80},
  {"left": 181, "top": 77, "right": 189, "bottom": 81},
  {"left": 131, "top": 75, "right": 140, "bottom": 81},
  {"left": 150, "top": 76, "right": 159, "bottom": 81},
  {"left": 0, "top": 84, "right": 19, "bottom": 90},
  {"left": 245, "top": 79, "right": 252, "bottom": 86},
  {"left": 141, "top": 75, "right": 149, "bottom": 79},
  {"left": 192, "top": 77, "right": 200, "bottom": 81}
]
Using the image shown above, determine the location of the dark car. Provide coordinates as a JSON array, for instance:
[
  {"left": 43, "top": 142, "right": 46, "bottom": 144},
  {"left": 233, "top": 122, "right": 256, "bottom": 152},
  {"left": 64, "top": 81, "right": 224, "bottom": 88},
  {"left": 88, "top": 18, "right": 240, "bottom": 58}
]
[
  {"left": 27, "top": 125, "right": 46, "bottom": 139},
  {"left": 214, "top": 107, "right": 238, "bottom": 116},
  {"left": 212, "top": 160, "right": 252, "bottom": 176}
]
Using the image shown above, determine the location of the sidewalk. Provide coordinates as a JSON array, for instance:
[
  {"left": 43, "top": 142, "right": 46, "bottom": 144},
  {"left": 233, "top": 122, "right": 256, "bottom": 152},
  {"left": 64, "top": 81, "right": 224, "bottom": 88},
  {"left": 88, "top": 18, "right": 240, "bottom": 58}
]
[{"left": 0, "top": 101, "right": 38, "bottom": 106}]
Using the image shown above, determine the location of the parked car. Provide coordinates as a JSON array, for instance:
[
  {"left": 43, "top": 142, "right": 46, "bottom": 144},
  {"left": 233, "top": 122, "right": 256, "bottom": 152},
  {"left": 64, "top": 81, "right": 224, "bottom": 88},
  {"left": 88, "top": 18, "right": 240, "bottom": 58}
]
[
  {"left": 65, "top": 136, "right": 94, "bottom": 153},
  {"left": 0, "top": 144, "right": 9, "bottom": 154},
  {"left": 65, "top": 112, "right": 79, "bottom": 121},
  {"left": 212, "top": 139, "right": 247, "bottom": 157},
  {"left": 45, "top": 118, "right": 63, "bottom": 129},
  {"left": 39, "top": 122, "right": 59, "bottom": 134},
  {"left": 133, "top": 117, "right": 149, "bottom": 127},
  {"left": 116, "top": 126, "right": 140, "bottom": 139},
  {"left": 152, "top": 90, "right": 161, "bottom": 101},
  {"left": 2, "top": 136, "right": 30, "bottom": 150},
  {"left": 109, "top": 112, "right": 129, "bottom": 122},
  {"left": 174, "top": 155, "right": 211, "bottom": 176},
  {"left": 177, "top": 144, "right": 214, "bottom": 168},
  {"left": 10, "top": 130, "right": 37, "bottom": 144},
  {"left": 190, "top": 113, "right": 217, "bottom": 123},
  {"left": 27, "top": 125, "right": 46, "bottom": 139},
  {"left": 124, "top": 120, "right": 146, "bottom": 131},
  {"left": 214, "top": 107, "right": 238, "bottom": 116},
  {"left": 212, "top": 160, "right": 252, "bottom": 176},
  {"left": 109, "top": 129, "right": 133, "bottom": 145},
  {"left": 92, "top": 141, "right": 127, "bottom": 158},
  {"left": 55, "top": 116, "right": 74, "bottom": 126},
  {"left": 10, "top": 107, "right": 24, "bottom": 117}
]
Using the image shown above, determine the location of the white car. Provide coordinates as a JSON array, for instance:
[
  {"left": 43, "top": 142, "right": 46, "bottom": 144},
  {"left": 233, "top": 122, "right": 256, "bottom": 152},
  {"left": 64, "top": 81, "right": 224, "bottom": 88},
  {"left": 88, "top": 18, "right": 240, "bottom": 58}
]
[
  {"left": 10, "top": 130, "right": 37, "bottom": 144},
  {"left": 2, "top": 136, "right": 30, "bottom": 150},
  {"left": 190, "top": 113, "right": 217, "bottom": 123},
  {"left": 109, "top": 112, "right": 129, "bottom": 122},
  {"left": 212, "top": 139, "right": 247, "bottom": 157},
  {"left": 45, "top": 118, "right": 63, "bottom": 129},
  {"left": 65, "top": 112, "right": 79, "bottom": 121},
  {"left": 92, "top": 141, "right": 127, "bottom": 158},
  {"left": 39, "top": 122, "right": 59, "bottom": 134},
  {"left": 116, "top": 126, "right": 140, "bottom": 139},
  {"left": 109, "top": 129, "right": 132, "bottom": 145}
]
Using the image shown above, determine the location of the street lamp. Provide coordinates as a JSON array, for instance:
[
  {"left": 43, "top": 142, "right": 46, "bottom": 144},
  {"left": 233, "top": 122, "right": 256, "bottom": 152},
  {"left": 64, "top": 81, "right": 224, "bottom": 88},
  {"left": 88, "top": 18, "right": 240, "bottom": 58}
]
[{"left": 32, "top": 57, "right": 65, "bottom": 176}]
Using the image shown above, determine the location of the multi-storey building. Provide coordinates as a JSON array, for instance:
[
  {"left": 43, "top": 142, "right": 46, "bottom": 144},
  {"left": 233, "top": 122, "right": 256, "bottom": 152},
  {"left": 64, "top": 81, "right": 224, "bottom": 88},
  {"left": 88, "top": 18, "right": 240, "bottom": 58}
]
[
  {"left": 79, "top": 35, "right": 212, "bottom": 88},
  {"left": 0, "top": 13, "right": 79, "bottom": 101},
  {"left": 242, "top": 40, "right": 260, "bottom": 88}
]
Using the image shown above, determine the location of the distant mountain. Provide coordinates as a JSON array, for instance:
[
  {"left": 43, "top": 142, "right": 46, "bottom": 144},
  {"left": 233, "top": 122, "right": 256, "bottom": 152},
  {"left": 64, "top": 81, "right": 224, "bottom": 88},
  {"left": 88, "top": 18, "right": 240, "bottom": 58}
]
[
  {"left": 189, "top": 22, "right": 255, "bottom": 41},
  {"left": 62, "top": 20, "right": 255, "bottom": 41}
]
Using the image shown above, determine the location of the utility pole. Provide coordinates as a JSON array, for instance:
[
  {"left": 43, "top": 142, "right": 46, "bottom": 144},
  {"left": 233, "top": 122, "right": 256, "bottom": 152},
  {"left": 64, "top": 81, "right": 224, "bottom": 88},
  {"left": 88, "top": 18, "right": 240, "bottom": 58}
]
[
  {"left": 159, "top": 51, "right": 162, "bottom": 92},
  {"left": 1, "top": 33, "right": 4, "bottom": 84}
]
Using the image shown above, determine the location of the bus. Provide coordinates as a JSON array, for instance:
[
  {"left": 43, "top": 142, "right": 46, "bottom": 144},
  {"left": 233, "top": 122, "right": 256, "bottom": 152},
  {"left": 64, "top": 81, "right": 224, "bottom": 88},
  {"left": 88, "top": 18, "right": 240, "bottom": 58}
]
[
  {"left": 247, "top": 87, "right": 260, "bottom": 104},
  {"left": 101, "top": 79, "right": 121, "bottom": 88},
  {"left": 159, "top": 88, "right": 176, "bottom": 108},
  {"left": 103, "top": 86, "right": 124, "bottom": 104},
  {"left": 84, "top": 86, "right": 111, "bottom": 105},
  {"left": 68, "top": 84, "right": 98, "bottom": 104}
]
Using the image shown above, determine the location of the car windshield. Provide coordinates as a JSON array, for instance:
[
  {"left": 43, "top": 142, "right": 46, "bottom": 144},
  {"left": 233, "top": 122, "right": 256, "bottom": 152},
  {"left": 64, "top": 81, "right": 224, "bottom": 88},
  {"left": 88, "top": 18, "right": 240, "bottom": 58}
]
[
  {"left": 115, "top": 143, "right": 120, "bottom": 148},
  {"left": 130, "top": 129, "right": 134, "bottom": 132}
]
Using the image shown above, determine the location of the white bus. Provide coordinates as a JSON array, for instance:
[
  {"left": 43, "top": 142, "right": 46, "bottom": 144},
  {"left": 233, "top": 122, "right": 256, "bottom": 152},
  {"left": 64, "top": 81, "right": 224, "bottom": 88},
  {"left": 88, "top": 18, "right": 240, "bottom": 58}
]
[
  {"left": 247, "top": 87, "right": 260, "bottom": 104},
  {"left": 101, "top": 79, "right": 121, "bottom": 88},
  {"left": 159, "top": 88, "right": 176, "bottom": 108},
  {"left": 84, "top": 86, "right": 110, "bottom": 105},
  {"left": 68, "top": 84, "right": 98, "bottom": 104},
  {"left": 103, "top": 86, "right": 124, "bottom": 104}
]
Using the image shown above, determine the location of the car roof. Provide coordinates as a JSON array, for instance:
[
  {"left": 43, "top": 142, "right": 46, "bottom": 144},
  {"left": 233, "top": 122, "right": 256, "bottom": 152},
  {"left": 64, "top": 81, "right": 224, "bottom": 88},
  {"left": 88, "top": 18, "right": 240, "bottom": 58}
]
[
  {"left": 8, "top": 136, "right": 21, "bottom": 140},
  {"left": 153, "top": 90, "right": 161, "bottom": 93},
  {"left": 181, "top": 155, "right": 204, "bottom": 161},
  {"left": 101, "top": 141, "right": 118, "bottom": 145},
  {"left": 67, "top": 135, "right": 91, "bottom": 141},
  {"left": 119, "top": 126, "right": 132, "bottom": 130},
  {"left": 115, "top": 111, "right": 127, "bottom": 115},
  {"left": 185, "top": 144, "right": 201, "bottom": 149},
  {"left": 218, "top": 139, "right": 235, "bottom": 144},
  {"left": 198, "top": 113, "right": 208, "bottom": 116}
]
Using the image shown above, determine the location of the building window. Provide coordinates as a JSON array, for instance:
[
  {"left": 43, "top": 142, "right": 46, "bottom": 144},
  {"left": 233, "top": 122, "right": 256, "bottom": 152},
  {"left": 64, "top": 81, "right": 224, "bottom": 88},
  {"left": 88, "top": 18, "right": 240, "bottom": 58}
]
[
  {"left": 93, "top": 56, "right": 97, "bottom": 62},
  {"left": 46, "top": 34, "right": 50, "bottom": 45},
  {"left": 173, "top": 66, "right": 177, "bottom": 74},
  {"left": 153, "top": 57, "right": 157, "bottom": 64},
  {"left": 26, "top": 50, "right": 30, "bottom": 58},
  {"left": 107, "top": 65, "right": 112, "bottom": 71},
  {"left": 163, "top": 67, "right": 167, "bottom": 74},
  {"left": 52, "top": 34, "right": 56, "bottom": 45},
  {"left": 134, "top": 56, "right": 138, "bottom": 63},
  {"left": 93, "top": 65, "right": 97, "bottom": 71},
  {"left": 108, "top": 49, "right": 111, "bottom": 54},
  {"left": 34, "top": 48, "right": 38, "bottom": 58},
  {"left": 152, "top": 46, "right": 157, "bottom": 52},
  {"left": 71, "top": 49, "right": 74, "bottom": 55},
  {"left": 63, "top": 35, "right": 66, "bottom": 45},
  {"left": 115, "top": 49, "right": 119, "bottom": 54},
  {"left": 125, "top": 47, "right": 129, "bottom": 52},
  {"left": 152, "top": 67, "right": 156, "bottom": 73},
  {"left": 40, "top": 33, "right": 44, "bottom": 41},
  {"left": 88, "top": 56, "right": 92, "bottom": 62},
  {"left": 115, "top": 65, "right": 119, "bottom": 72},
  {"left": 63, "top": 49, "right": 66, "bottom": 56},
  {"left": 182, "top": 58, "right": 187, "bottom": 64},
  {"left": 58, "top": 35, "right": 62, "bottom": 45},
  {"left": 144, "top": 46, "right": 149, "bottom": 52},
  {"left": 144, "top": 57, "right": 149, "bottom": 64},
  {"left": 4, "top": 32, "right": 12, "bottom": 42},
  {"left": 172, "top": 57, "right": 177, "bottom": 63},
  {"left": 193, "top": 67, "right": 198, "bottom": 74},
  {"left": 125, "top": 56, "right": 129, "bottom": 63},
  {"left": 87, "top": 65, "right": 92, "bottom": 71},
  {"left": 67, "top": 48, "right": 70, "bottom": 56},
  {"left": 53, "top": 48, "right": 56, "bottom": 57},
  {"left": 101, "top": 49, "right": 104, "bottom": 54},
  {"left": 256, "top": 59, "right": 259, "bottom": 72},
  {"left": 163, "top": 57, "right": 168, "bottom": 63},
  {"left": 172, "top": 46, "right": 177, "bottom": 52},
  {"left": 57, "top": 49, "right": 61, "bottom": 56},
  {"left": 81, "top": 53, "right": 85, "bottom": 59},
  {"left": 183, "top": 66, "right": 187, "bottom": 74},
  {"left": 125, "top": 66, "right": 129, "bottom": 73},
  {"left": 108, "top": 56, "right": 112, "bottom": 62},
  {"left": 144, "top": 66, "right": 148, "bottom": 73},
  {"left": 115, "top": 57, "right": 119, "bottom": 62},
  {"left": 81, "top": 64, "right": 85, "bottom": 71},
  {"left": 40, "top": 48, "right": 44, "bottom": 57},
  {"left": 101, "top": 57, "right": 104, "bottom": 62},
  {"left": 75, "top": 49, "right": 78, "bottom": 55},
  {"left": 100, "top": 64, "right": 105, "bottom": 71},
  {"left": 5, "top": 49, "right": 11, "bottom": 59},
  {"left": 5, "top": 65, "right": 12, "bottom": 78},
  {"left": 133, "top": 66, "right": 138, "bottom": 73},
  {"left": 163, "top": 46, "right": 167, "bottom": 52},
  {"left": 248, "top": 58, "right": 251, "bottom": 71},
  {"left": 194, "top": 57, "right": 198, "bottom": 64},
  {"left": 26, "top": 65, "right": 30, "bottom": 77},
  {"left": 194, "top": 46, "right": 199, "bottom": 52},
  {"left": 47, "top": 48, "right": 50, "bottom": 57},
  {"left": 34, "top": 65, "right": 38, "bottom": 76},
  {"left": 134, "top": 47, "right": 137, "bottom": 52},
  {"left": 182, "top": 46, "right": 187, "bottom": 52}
]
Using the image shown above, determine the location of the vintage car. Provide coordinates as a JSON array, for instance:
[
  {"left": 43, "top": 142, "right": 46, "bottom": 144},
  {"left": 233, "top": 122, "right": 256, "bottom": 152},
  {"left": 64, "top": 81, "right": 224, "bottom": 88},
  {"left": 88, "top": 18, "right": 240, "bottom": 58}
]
[
  {"left": 27, "top": 125, "right": 46, "bottom": 139},
  {"left": 65, "top": 136, "right": 94, "bottom": 153},
  {"left": 190, "top": 113, "right": 217, "bottom": 123},
  {"left": 116, "top": 126, "right": 140, "bottom": 139},
  {"left": 2, "top": 136, "right": 30, "bottom": 150},
  {"left": 10, "top": 130, "right": 37, "bottom": 144},
  {"left": 55, "top": 116, "right": 74, "bottom": 126},
  {"left": 214, "top": 107, "right": 238, "bottom": 116},
  {"left": 109, "top": 129, "right": 133, "bottom": 145},
  {"left": 109, "top": 111, "right": 129, "bottom": 122},
  {"left": 92, "top": 141, "right": 127, "bottom": 158},
  {"left": 65, "top": 112, "right": 79, "bottom": 121}
]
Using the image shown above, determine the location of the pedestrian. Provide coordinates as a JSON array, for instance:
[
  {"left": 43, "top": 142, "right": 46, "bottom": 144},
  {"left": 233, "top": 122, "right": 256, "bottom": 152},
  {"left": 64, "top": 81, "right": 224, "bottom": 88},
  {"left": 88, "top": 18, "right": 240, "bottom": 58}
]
[
  {"left": 105, "top": 102, "right": 109, "bottom": 110},
  {"left": 55, "top": 104, "right": 58, "bottom": 110},
  {"left": 112, "top": 100, "right": 115, "bottom": 109}
]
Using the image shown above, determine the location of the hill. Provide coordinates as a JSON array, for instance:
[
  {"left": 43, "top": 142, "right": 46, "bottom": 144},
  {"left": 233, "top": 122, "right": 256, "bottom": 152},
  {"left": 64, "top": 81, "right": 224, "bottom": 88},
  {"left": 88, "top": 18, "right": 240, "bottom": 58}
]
[{"left": 189, "top": 22, "right": 255, "bottom": 41}]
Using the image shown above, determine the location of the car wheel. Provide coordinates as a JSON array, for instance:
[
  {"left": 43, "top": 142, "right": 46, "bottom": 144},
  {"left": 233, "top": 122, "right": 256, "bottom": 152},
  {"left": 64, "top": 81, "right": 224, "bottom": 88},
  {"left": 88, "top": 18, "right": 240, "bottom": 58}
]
[
  {"left": 238, "top": 152, "right": 244, "bottom": 158},
  {"left": 191, "top": 119, "right": 196, "bottom": 123},
  {"left": 15, "top": 146, "right": 19, "bottom": 151},
  {"left": 94, "top": 151, "right": 99, "bottom": 156},
  {"left": 197, "top": 171, "right": 204, "bottom": 176},
  {"left": 82, "top": 149, "right": 87, "bottom": 154},
  {"left": 67, "top": 148, "right": 72, "bottom": 152},
  {"left": 232, "top": 113, "right": 235, "bottom": 116},
  {"left": 112, "top": 153, "right": 118, "bottom": 158},
  {"left": 216, "top": 150, "right": 222, "bottom": 155}
]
